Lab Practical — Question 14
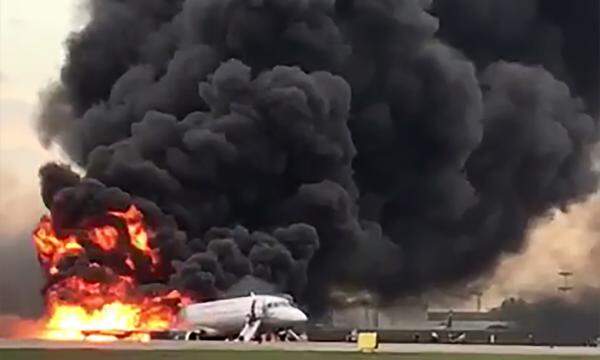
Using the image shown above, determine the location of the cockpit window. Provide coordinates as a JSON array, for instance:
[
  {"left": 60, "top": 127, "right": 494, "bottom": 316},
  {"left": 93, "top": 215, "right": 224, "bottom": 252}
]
[{"left": 267, "top": 301, "right": 290, "bottom": 308}]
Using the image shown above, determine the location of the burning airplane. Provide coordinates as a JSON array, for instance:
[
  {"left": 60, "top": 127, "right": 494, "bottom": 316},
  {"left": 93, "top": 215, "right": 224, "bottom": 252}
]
[
  {"left": 31, "top": 189, "right": 308, "bottom": 342},
  {"left": 32, "top": 204, "right": 191, "bottom": 341},
  {"left": 10, "top": 0, "right": 597, "bottom": 342}
]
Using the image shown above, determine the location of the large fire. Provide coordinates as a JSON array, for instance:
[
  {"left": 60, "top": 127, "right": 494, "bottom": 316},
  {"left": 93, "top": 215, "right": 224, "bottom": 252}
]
[{"left": 32, "top": 205, "right": 190, "bottom": 342}]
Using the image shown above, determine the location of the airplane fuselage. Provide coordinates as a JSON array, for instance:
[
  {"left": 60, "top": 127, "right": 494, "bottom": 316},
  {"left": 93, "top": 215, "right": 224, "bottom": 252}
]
[{"left": 177, "top": 294, "right": 308, "bottom": 339}]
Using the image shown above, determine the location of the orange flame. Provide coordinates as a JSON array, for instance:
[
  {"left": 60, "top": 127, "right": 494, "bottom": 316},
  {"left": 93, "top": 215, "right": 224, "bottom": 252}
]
[
  {"left": 90, "top": 226, "right": 119, "bottom": 251},
  {"left": 41, "top": 276, "right": 187, "bottom": 342},
  {"left": 32, "top": 206, "right": 189, "bottom": 342},
  {"left": 110, "top": 206, "right": 160, "bottom": 266},
  {"left": 33, "top": 216, "right": 84, "bottom": 275},
  {"left": 33, "top": 205, "right": 161, "bottom": 275}
]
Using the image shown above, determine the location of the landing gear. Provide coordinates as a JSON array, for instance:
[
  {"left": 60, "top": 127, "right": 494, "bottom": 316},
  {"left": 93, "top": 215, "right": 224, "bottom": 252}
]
[
  {"left": 185, "top": 331, "right": 202, "bottom": 341},
  {"left": 270, "top": 328, "right": 303, "bottom": 342},
  {"left": 185, "top": 329, "right": 208, "bottom": 341}
]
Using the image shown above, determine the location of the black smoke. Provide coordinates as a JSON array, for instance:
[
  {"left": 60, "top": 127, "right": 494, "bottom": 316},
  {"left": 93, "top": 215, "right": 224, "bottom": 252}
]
[
  {"left": 37, "top": 0, "right": 598, "bottom": 314},
  {"left": 433, "top": 0, "right": 599, "bottom": 116}
]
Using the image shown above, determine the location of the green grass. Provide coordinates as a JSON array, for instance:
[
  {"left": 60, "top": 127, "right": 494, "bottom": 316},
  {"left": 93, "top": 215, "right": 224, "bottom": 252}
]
[{"left": 0, "top": 350, "right": 598, "bottom": 360}]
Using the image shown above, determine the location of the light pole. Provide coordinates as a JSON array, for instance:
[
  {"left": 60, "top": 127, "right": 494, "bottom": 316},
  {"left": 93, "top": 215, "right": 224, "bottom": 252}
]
[
  {"left": 557, "top": 271, "right": 573, "bottom": 294},
  {"left": 556, "top": 271, "right": 573, "bottom": 346},
  {"left": 471, "top": 291, "right": 483, "bottom": 312},
  {"left": 597, "top": 294, "right": 600, "bottom": 345}
]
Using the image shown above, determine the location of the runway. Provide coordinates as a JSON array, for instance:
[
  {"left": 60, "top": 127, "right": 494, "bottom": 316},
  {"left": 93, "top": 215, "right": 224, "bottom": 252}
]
[{"left": 0, "top": 339, "right": 599, "bottom": 356}]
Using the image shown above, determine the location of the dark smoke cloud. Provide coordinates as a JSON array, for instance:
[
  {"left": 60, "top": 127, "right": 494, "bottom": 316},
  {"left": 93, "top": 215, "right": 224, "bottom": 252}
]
[
  {"left": 433, "top": 0, "right": 599, "bottom": 115},
  {"left": 36, "top": 0, "right": 598, "bottom": 313}
]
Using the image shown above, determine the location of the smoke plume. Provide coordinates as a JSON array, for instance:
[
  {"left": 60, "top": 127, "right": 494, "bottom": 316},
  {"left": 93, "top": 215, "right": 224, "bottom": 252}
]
[
  {"left": 433, "top": 0, "right": 599, "bottom": 116},
  {"left": 36, "top": 0, "right": 598, "bottom": 314},
  {"left": 483, "top": 196, "right": 600, "bottom": 304}
]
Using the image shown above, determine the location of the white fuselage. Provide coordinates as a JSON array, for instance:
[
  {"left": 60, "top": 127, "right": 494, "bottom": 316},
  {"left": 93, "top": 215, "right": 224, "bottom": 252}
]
[{"left": 177, "top": 295, "right": 308, "bottom": 337}]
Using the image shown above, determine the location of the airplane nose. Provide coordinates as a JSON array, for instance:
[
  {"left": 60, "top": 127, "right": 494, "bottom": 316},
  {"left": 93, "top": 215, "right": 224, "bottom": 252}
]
[
  {"left": 292, "top": 309, "right": 308, "bottom": 322},
  {"left": 272, "top": 308, "right": 308, "bottom": 324}
]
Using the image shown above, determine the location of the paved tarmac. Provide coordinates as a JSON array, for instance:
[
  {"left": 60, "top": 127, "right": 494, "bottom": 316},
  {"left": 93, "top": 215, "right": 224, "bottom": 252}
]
[{"left": 0, "top": 339, "right": 599, "bottom": 356}]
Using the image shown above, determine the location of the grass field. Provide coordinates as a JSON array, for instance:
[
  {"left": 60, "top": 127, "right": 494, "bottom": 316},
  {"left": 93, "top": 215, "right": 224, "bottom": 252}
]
[{"left": 1, "top": 350, "right": 598, "bottom": 360}]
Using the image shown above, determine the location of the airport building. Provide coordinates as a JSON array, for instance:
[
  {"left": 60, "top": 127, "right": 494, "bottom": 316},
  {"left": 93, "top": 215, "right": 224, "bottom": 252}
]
[{"left": 312, "top": 299, "right": 528, "bottom": 344}]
